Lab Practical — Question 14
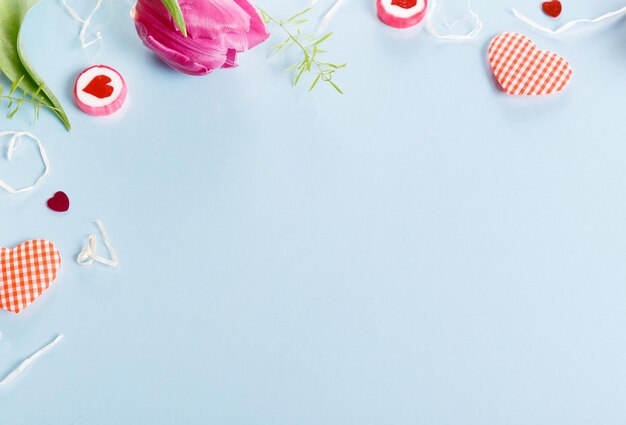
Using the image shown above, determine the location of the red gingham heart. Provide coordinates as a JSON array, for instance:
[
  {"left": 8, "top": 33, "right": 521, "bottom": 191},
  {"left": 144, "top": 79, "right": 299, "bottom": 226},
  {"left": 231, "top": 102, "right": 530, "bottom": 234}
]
[
  {"left": 488, "top": 32, "right": 572, "bottom": 96},
  {"left": 0, "top": 240, "right": 61, "bottom": 314}
]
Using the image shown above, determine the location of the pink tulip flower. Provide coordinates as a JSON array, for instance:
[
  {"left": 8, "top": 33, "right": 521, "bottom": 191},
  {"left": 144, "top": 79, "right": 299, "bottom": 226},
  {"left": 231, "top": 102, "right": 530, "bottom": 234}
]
[{"left": 132, "top": 0, "right": 270, "bottom": 75}]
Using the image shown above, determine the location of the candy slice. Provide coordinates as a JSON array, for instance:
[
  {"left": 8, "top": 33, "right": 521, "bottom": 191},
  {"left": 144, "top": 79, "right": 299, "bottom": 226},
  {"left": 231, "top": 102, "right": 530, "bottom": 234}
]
[
  {"left": 377, "top": 0, "right": 428, "bottom": 28},
  {"left": 74, "top": 65, "right": 127, "bottom": 116},
  {"left": 542, "top": 0, "right": 562, "bottom": 18},
  {"left": 47, "top": 191, "right": 70, "bottom": 213}
]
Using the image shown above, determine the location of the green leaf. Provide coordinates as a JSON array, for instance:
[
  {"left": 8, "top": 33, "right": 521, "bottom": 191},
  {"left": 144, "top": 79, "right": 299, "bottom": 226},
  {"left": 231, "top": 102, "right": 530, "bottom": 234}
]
[
  {"left": 33, "top": 83, "right": 42, "bottom": 98},
  {"left": 286, "top": 7, "right": 312, "bottom": 22},
  {"left": 9, "top": 74, "right": 23, "bottom": 94},
  {"left": 8, "top": 107, "right": 18, "bottom": 119},
  {"left": 286, "top": 19, "right": 308, "bottom": 26},
  {"left": 286, "top": 61, "right": 303, "bottom": 71},
  {"left": 294, "top": 65, "right": 307, "bottom": 86},
  {"left": 309, "top": 73, "right": 322, "bottom": 91},
  {"left": 259, "top": 9, "right": 271, "bottom": 24},
  {"left": 312, "top": 32, "right": 333, "bottom": 46},
  {"left": 160, "top": 0, "right": 188, "bottom": 37},
  {"left": 0, "top": 0, "right": 70, "bottom": 129},
  {"left": 328, "top": 80, "right": 344, "bottom": 94}
]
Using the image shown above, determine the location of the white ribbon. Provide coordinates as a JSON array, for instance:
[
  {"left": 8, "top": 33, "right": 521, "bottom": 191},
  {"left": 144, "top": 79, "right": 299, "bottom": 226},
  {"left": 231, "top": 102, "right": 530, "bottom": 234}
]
[
  {"left": 425, "top": 0, "right": 483, "bottom": 41},
  {"left": 318, "top": 0, "right": 482, "bottom": 40},
  {"left": 0, "top": 131, "right": 49, "bottom": 194},
  {"left": 0, "top": 335, "right": 64, "bottom": 387},
  {"left": 513, "top": 5, "right": 626, "bottom": 35},
  {"left": 77, "top": 220, "right": 119, "bottom": 268},
  {"left": 318, "top": 0, "right": 344, "bottom": 33},
  {"left": 61, "top": 0, "right": 104, "bottom": 48}
]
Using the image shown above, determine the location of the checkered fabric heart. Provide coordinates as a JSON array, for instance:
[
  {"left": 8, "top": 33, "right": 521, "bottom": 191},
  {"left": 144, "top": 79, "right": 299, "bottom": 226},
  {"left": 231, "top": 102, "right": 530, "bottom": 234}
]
[
  {"left": 0, "top": 240, "right": 61, "bottom": 314},
  {"left": 488, "top": 32, "right": 572, "bottom": 96}
]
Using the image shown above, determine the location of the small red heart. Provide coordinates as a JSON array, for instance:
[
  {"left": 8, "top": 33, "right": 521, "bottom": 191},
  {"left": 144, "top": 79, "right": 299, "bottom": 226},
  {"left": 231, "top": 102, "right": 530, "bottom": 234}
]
[
  {"left": 542, "top": 0, "right": 562, "bottom": 18},
  {"left": 83, "top": 75, "right": 114, "bottom": 99},
  {"left": 47, "top": 191, "right": 70, "bottom": 213}
]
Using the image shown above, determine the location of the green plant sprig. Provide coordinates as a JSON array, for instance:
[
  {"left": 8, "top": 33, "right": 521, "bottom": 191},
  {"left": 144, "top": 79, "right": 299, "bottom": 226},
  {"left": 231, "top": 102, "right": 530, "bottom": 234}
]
[
  {"left": 258, "top": 7, "right": 347, "bottom": 94},
  {"left": 0, "top": 76, "right": 62, "bottom": 121}
]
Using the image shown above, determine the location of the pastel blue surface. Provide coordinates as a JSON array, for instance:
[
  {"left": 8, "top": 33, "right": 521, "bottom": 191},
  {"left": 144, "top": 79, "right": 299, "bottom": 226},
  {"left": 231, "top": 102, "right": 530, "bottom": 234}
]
[{"left": 2, "top": 0, "right": 626, "bottom": 423}]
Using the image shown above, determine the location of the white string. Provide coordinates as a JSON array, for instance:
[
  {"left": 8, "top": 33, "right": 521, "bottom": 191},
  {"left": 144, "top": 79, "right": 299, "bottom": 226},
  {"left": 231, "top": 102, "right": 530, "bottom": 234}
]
[
  {"left": 77, "top": 220, "right": 119, "bottom": 268},
  {"left": 61, "top": 0, "right": 104, "bottom": 48},
  {"left": 0, "top": 131, "right": 49, "bottom": 194},
  {"left": 318, "top": 0, "right": 344, "bottom": 33},
  {"left": 0, "top": 335, "right": 64, "bottom": 387},
  {"left": 425, "top": 0, "right": 483, "bottom": 41},
  {"left": 513, "top": 5, "right": 626, "bottom": 35}
]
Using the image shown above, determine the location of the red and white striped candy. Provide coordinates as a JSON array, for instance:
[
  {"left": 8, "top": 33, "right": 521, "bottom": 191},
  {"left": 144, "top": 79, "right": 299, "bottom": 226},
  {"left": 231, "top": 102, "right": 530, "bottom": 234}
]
[
  {"left": 488, "top": 32, "right": 572, "bottom": 96},
  {"left": 74, "top": 65, "right": 127, "bottom": 116},
  {"left": 377, "top": 0, "right": 428, "bottom": 29}
]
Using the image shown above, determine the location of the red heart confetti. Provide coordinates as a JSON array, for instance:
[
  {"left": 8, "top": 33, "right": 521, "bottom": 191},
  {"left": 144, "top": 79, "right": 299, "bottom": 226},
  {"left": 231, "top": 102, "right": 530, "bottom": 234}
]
[
  {"left": 488, "top": 32, "right": 572, "bottom": 96},
  {"left": 47, "top": 191, "right": 70, "bottom": 213},
  {"left": 542, "top": 0, "right": 562, "bottom": 18},
  {"left": 83, "top": 75, "right": 114, "bottom": 99},
  {"left": 0, "top": 240, "right": 62, "bottom": 314}
]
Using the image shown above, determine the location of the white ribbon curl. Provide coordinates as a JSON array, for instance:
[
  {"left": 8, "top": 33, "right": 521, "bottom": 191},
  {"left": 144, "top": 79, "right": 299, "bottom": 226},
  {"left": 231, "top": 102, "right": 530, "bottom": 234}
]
[
  {"left": 513, "top": 5, "right": 626, "bottom": 35},
  {"left": 61, "top": 0, "right": 104, "bottom": 48},
  {"left": 318, "top": 0, "right": 344, "bottom": 33},
  {"left": 77, "top": 220, "right": 119, "bottom": 268},
  {"left": 0, "top": 131, "right": 49, "bottom": 194},
  {"left": 425, "top": 0, "right": 483, "bottom": 41}
]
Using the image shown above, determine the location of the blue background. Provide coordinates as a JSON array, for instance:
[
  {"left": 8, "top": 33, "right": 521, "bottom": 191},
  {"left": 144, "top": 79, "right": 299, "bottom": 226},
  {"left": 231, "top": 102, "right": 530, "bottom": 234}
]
[{"left": 2, "top": 0, "right": 626, "bottom": 423}]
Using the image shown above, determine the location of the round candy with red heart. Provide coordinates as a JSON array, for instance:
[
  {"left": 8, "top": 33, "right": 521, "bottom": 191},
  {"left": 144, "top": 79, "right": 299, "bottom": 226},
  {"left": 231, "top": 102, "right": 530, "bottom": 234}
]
[
  {"left": 74, "top": 65, "right": 127, "bottom": 116},
  {"left": 377, "top": 0, "right": 428, "bottom": 28}
]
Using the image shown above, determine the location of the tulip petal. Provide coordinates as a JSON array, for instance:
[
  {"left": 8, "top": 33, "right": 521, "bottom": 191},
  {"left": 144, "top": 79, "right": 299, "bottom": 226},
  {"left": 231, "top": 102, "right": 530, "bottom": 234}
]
[
  {"left": 220, "top": 49, "right": 238, "bottom": 68},
  {"left": 132, "top": 0, "right": 269, "bottom": 75},
  {"left": 181, "top": 0, "right": 251, "bottom": 39},
  {"left": 218, "top": 0, "right": 270, "bottom": 52},
  {"left": 231, "top": 0, "right": 270, "bottom": 48},
  {"left": 136, "top": 21, "right": 231, "bottom": 75}
]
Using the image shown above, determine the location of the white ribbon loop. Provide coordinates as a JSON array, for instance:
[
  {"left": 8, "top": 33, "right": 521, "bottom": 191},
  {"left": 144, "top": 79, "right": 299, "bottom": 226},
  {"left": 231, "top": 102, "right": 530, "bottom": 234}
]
[
  {"left": 0, "top": 131, "right": 49, "bottom": 194},
  {"left": 425, "top": 0, "right": 483, "bottom": 41},
  {"left": 77, "top": 220, "right": 119, "bottom": 268},
  {"left": 61, "top": 0, "right": 104, "bottom": 48}
]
